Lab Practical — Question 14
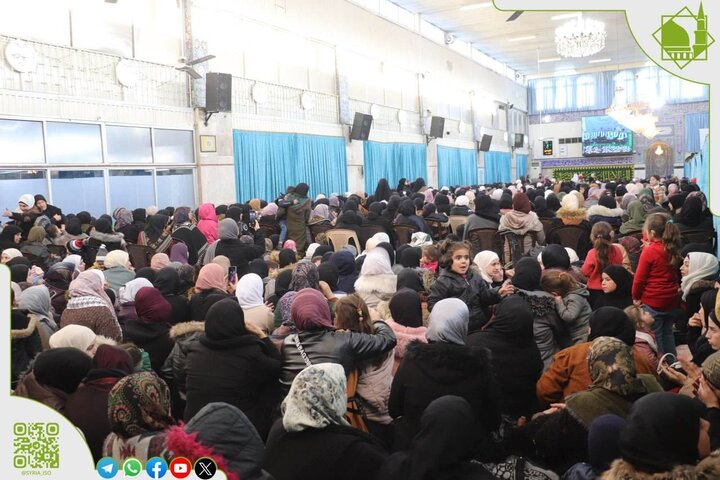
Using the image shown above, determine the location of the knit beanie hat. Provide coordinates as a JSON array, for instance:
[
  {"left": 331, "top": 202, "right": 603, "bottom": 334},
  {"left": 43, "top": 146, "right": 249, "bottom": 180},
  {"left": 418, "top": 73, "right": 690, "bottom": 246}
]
[{"left": 703, "top": 351, "right": 720, "bottom": 389}]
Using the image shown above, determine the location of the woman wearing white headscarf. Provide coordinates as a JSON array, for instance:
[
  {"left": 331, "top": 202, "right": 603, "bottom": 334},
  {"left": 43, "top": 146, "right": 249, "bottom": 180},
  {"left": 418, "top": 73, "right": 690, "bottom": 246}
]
[
  {"left": 18, "top": 285, "right": 58, "bottom": 350},
  {"left": 354, "top": 247, "right": 396, "bottom": 309},
  {"left": 60, "top": 271, "right": 122, "bottom": 342},
  {"left": 264, "top": 363, "right": 388, "bottom": 480},
  {"left": 1, "top": 248, "right": 22, "bottom": 264},
  {"left": 117, "top": 277, "right": 154, "bottom": 325},
  {"left": 63, "top": 254, "right": 85, "bottom": 274},
  {"left": 236, "top": 273, "right": 274, "bottom": 333},
  {"left": 680, "top": 252, "right": 719, "bottom": 339},
  {"left": 103, "top": 250, "right": 135, "bottom": 297},
  {"left": 48, "top": 324, "right": 99, "bottom": 356},
  {"left": 389, "top": 298, "right": 501, "bottom": 450},
  {"left": 473, "top": 251, "right": 504, "bottom": 287}
]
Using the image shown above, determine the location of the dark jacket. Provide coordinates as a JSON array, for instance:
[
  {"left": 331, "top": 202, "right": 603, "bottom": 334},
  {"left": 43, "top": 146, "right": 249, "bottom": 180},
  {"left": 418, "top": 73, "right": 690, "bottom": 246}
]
[
  {"left": 428, "top": 269, "right": 501, "bottom": 332},
  {"left": 160, "top": 321, "right": 204, "bottom": 402},
  {"left": 11, "top": 310, "right": 42, "bottom": 388},
  {"left": 212, "top": 239, "right": 265, "bottom": 278},
  {"left": 450, "top": 206, "right": 472, "bottom": 216},
  {"left": 548, "top": 219, "right": 592, "bottom": 260},
  {"left": 121, "top": 321, "right": 174, "bottom": 374},
  {"left": 116, "top": 224, "right": 140, "bottom": 245},
  {"left": 172, "top": 224, "right": 208, "bottom": 265},
  {"left": 514, "top": 289, "right": 570, "bottom": 370},
  {"left": 389, "top": 341, "right": 501, "bottom": 451},
  {"left": 163, "top": 294, "right": 190, "bottom": 325},
  {"left": 64, "top": 372, "right": 124, "bottom": 462},
  {"left": 20, "top": 242, "right": 53, "bottom": 270},
  {"left": 264, "top": 421, "right": 388, "bottom": 480},
  {"left": 184, "top": 335, "right": 281, "bottom": 439},
  {"left": 279, "top": 321, "right": 397, "bottom": 389},
  {"left": 189, "top": 290, "right": 232, "bottom": 321}
]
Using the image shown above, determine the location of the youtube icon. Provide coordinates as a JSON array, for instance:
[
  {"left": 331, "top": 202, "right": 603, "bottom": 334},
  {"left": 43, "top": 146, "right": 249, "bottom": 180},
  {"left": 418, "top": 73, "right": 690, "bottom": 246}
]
[{"left": 169, "top": 458, "right": 192, "bottom": 479}]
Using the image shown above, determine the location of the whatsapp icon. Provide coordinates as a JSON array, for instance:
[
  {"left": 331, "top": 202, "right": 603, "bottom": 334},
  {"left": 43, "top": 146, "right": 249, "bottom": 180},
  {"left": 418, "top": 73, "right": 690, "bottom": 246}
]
[{"left": 122, "top": 458, "right": 143, "bottom": 477}]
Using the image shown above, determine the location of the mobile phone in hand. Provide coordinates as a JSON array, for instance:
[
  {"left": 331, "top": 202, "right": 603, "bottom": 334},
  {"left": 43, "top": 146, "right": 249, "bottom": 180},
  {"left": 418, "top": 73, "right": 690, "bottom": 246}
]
[{"left": 229, "top": 266, "right": 237, "bottom": 284}]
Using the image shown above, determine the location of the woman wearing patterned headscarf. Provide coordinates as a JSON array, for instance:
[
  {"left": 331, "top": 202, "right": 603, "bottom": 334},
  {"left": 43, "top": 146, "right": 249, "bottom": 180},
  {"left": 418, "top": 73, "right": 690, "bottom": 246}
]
[
  {"left": 113, "top": 207, "right": 139, "bottom": 246},
  {"left": 103, "top": 372, "right": 175, "bottom": 462},
  {"left": 264, "top": 363, "right": 388, "bottom": 480},
  {"left": 60, "top": 270, "right": 121, "bottom": 342},
  {"left": 18, "top": 285, "right": 59, "bottom": 350},
  {"left": 289, "top": 260, "right": 320, "bottom": 292},
  {"left": 564, "top": 336, "right": 662, "bottom": 429}
]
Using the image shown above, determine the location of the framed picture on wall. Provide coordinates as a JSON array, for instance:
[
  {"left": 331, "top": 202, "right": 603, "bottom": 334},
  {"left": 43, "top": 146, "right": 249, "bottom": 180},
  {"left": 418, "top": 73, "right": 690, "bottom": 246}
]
[{"left": 200, "top": 135, "right": 217, "bottom": 153}]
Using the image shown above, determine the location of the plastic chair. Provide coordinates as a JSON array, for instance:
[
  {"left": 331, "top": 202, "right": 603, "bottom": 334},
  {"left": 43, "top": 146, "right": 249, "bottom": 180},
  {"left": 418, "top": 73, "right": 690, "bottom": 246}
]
[
  {"left": 127, "top": 244, "right": 155, "bottom": 270},
  {"left": 447, "top": 215, "right": 468, "bottom": 234},
  {"left": 325, "top": 229, "right": 362, "bottom": 252},
  {"left": 309, "top": 223, "right": 333, "bottom": 242}
]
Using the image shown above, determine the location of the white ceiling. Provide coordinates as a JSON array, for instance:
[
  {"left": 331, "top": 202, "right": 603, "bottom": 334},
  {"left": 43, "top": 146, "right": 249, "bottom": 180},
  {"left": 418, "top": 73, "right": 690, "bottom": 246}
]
[{"left": 390, "top": 1, "right": 650, "bottom": 77}]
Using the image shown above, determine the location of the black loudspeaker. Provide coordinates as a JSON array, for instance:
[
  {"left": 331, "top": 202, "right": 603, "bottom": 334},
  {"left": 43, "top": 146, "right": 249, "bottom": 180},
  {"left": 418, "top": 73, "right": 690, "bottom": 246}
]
[
  {"left": 206, "top": 73, "right": 232, "bottom": 112},
  {"left": 350, "top": 112, "right": 373, "bottom": 141},
  {"left": 430, "top": 116, "right": 445, "bottom": 138},
  {"left": 514, "top": 133, "right": 524, "bottom": 148},
  {"left": 479, "top": 134, "right": 493, "bottom": 152}
]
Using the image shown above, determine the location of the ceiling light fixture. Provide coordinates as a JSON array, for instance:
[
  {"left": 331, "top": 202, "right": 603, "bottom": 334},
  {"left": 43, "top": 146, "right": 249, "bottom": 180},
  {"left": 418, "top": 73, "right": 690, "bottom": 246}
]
[
  {"left": 555, "top": 16, "right": 606, "bottom": 58},
  {"left": 508, "top": 35, "right": 536, "bottom": 42},
  {"left": 537, "top": 57, "right": 561, "bottom": 63},
  {"left": 550, "top": 12, "right": 581, "bottom": 21},
  {"left": 459, "top": 2, "right": 493, "bottom": 11},
  {"left": 655, "top": 145, "right": 664, "bottom": 155},
  {"left": 588, "top": 58, "right": 612, "bottom": 63}
]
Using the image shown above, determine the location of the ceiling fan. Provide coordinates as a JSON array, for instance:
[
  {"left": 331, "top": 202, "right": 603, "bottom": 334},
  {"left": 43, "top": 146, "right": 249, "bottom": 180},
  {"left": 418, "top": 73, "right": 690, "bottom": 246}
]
[
  {"left": 175, "top": 54, "right": 216, "bottom": 79},
  {"left": 506, "top": 10, "right": 524, "bottom": 21}
]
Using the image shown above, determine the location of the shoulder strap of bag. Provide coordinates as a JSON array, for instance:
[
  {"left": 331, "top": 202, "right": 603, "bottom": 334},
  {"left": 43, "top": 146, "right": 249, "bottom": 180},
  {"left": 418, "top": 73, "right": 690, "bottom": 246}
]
[{"left": 293, "top": 333, "right": 313, "bottom": 367}]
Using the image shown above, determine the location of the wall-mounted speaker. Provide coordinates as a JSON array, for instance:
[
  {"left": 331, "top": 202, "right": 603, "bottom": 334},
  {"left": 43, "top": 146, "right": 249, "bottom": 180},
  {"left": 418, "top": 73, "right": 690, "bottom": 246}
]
[
  {"left": 206, "top": 72, "right": 232, "bottom": 112},
  {"left": 479, "top": 134, "right": 493, "bottom": 152},
  {"left": 430, "top": 116, "right": 445, "bottom": 138},
  {"left": 350, "top": 112, "right": 373, "bottom": 141},
  {"left": 514, "top": 133, "right": 524, "bottom": 148}
]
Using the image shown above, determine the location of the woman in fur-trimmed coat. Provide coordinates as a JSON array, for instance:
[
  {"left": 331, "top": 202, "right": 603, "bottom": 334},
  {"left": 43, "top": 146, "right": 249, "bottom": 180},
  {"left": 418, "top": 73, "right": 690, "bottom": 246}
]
[
  {"left": 547, "top": 191, "right": 592, "bottom": 260},
  {"left": 160, "top": 320, "right": 205, "bottom": 418},
  {"left": 587, "top": 195, "right": 625, "bottom": 229}
]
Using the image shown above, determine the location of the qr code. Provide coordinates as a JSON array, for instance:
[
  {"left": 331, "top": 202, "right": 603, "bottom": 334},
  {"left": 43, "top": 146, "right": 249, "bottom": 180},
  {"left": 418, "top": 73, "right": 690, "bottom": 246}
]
[{"left": 13, "top": 422, "right": 60, "bottom": 469}]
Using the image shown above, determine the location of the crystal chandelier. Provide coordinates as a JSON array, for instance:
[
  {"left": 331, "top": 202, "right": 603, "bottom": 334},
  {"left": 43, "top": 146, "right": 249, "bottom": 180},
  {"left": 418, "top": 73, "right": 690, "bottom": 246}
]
[
  {"left": 605, "top": 88, "right": 659, "bottom": 139},
  {"left": 555, "top": 16, "right": 607, "bottom": 58}
]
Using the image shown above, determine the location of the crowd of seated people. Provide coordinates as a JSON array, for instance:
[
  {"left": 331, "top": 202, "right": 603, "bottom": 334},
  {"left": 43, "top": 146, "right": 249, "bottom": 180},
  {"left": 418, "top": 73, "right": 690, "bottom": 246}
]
[{"left": 5, "top": 173, "right": 720, "bottom": 479}]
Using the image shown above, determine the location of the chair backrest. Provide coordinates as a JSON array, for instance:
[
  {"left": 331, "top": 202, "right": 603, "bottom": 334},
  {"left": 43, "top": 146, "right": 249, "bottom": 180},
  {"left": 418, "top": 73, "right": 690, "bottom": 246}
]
[
  {"left": 466, "top": 228, "right": 501, "bottom": 258},
  {"left": 47, "top": 244, "right": 67, "bottom": 259},
  {"left": 309, "top": 223, "right": 333, "bottom": 242},
  {"left": 540, "top": 219, "right": 554, "bottom": 239},
  {"left": 621, "top": 230, "right": 644, "bottom": 241},
  {"left": 550, "top": 225, "right": 586, "bottom": 252},
  {"left": 356, "top": 224, "right": 386, "bottom": 250},
  {"left": 681, "top": 230, "right": 714, "bottom": 247},
  {"left": 127, "top": 244, "right": 155, "bottom": 270},
  {"left": 500, "top": 231, "right": 538, "bottom": 267},
  {"left": 325, "top": 229, "right": 362, "bottom": 252},
  {"left": 447, "top": 215, "right": 468, "bottom": 234},
  {"left": 392, "top": 224, "right": 419, "bottom": 247}
]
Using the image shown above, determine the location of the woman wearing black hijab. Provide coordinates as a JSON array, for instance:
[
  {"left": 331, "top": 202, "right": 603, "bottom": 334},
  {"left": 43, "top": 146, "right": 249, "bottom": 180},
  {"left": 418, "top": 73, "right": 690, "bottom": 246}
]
[
  {"left": 546, "top": 194, "right": 561, "bottom": 213},
  {"left": 373, "top": 179, "right": 392, "bottom": 203},
  {"left": 532, "top": 196, "right": 555, "bottom": 219},
  {"left": 138, "top": 213, "right": 173, "bottom": 253},
  {"left": 675, "top": 195, "right": 714, "bottom": 233},
  {"left": 540, "top": 244, "right": 571, "bottom": 270},
  {"left": 593, "top": 265, "right": 634, "bottom": 310},
  {"left": 467, "top": 296, "right": 543, "bottom": 422},
  {"left": 463, "top": 195, "right": 500, "bottom": 241},
  {"left": 153, "top": 267, "right": 190, "bottom": 325},
  {"left": 396, "top": 268, "right": 425, "bottom": 293},
  {"left": 378, "top": 396, "right": 496, "bottom": 480},
  {"left": 411, "top": 177, "right": 426, "bottom": 193},
  {"left": 366, "top": 202, "right": 395, "bottom": 243},
  {"left": 278, "top": 249, "right": 297, "bottom": 269},
  {"left": 434, "top": 192, "right": 451, "bottom": 216},
  {"left": 330, "top": 250, "right": 359, "bottom": 294},
  {"left": 267, "top": 269, "right": 293, "bottom": 311},
  {"left": 398, "top": 247, "right": 421, "bottom": 269},
  {"left": 382, "top": 195, "right": 402, "bottom": 222},
  {"left": 605, "top": 392, "right": 710, "bottom": 477},
  {"left": 394, "top": 199, "right": 430, "bottom": 234},
  {"left": 0, "top": 224, "right": 22, "bottom": 251},
  {"left": 687, "top": 289, "right": 718, "bottom": 366}
]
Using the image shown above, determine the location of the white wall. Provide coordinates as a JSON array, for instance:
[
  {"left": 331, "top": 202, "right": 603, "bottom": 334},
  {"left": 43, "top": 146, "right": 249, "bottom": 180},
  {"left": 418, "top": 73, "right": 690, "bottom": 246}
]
[{"left": 529, "top": 121, "right": 583, "bottom": 159}]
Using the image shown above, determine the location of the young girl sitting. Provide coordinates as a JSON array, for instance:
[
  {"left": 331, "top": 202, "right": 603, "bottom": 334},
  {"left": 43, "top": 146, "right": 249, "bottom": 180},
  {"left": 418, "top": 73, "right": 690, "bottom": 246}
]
[
  {"left": 624, "top": 304, "right": 659, "bottom": 372},
  {"left": 581, "top": 221, "right": 627, "bottom": 308},
  {"left": 420, "top": 245, "right": 440, "bottom": 273},
  {"left": 428, "top": 241, "right": 513, "bottom": 332},
  {"left": 540, "top": 269, "right": 591, "bottom": 345}
]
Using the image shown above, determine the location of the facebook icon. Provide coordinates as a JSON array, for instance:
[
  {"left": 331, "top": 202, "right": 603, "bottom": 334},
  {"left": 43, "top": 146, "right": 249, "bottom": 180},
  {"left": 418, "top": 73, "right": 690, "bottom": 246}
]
[{"left": 145, "top": 457, "right": 168, "bottom": 479}]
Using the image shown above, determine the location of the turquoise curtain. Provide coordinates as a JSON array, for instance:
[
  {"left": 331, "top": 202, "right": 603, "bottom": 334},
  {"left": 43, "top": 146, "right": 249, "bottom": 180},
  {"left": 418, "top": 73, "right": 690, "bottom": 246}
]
[
  {"left": 437, "top": 146, "right": 477, "bottom": 187},
  {"left": 516, "top": 154, "right": 528, "bottom": 180},
  {"left": 363, "top": 141, "right": 427, "bottom": 193},
  {"left": 685, "top": 112, "right": 709, "bottom": 153},
  {"left": 483, "top": 151, "right": 511, "bottom": 184},
  {"left": 233, "top": 131, "right": 347, "bottom": 201},
  {"left": 685, "top": 129, "right": 709, "bottom": 182}
]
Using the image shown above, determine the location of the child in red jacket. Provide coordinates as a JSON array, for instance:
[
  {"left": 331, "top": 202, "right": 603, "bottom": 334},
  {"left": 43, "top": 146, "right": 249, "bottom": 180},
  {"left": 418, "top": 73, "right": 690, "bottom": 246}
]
[{"left": 631, "top": 213, "right": 683, "bottom": 355}]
